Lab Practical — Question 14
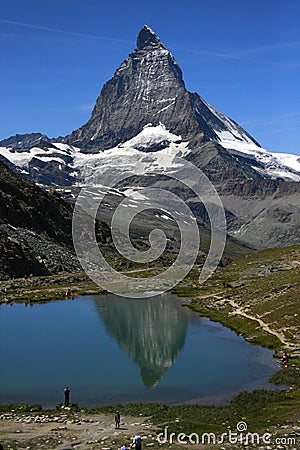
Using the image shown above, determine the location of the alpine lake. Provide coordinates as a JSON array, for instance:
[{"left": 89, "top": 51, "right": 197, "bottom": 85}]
[{"left": 0, "top": 293, "right": 280, "bottom": 408}]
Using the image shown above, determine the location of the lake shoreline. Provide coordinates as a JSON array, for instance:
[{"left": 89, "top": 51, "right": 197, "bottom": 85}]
[
  {"left": 1, "top": 270, "right": 298, "bottom": 385},
  {"left": 1, "top": 293, "right": 280, "bottom": 409},
  {"left": 1, "top": 268, "right": 299, "bottom": 449},
  {"left": 0, "top": 390, "right": 299, "bottom": 450}
]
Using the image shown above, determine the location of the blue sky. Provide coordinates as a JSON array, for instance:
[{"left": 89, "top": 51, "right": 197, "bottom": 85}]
[{"left": 1, "top": 0, "right": 300, "bottom": 154}]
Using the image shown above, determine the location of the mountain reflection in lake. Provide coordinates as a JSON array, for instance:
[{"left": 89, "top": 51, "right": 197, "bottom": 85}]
[
  {"left": 0, "top": 293, "right": 279, "bottom": 407},
  {"left": 94, "top": 294, "right": 191, "bottom": 388}
]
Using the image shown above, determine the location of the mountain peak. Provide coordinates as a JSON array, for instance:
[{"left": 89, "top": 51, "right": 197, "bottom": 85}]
[
  {"left": 136, "top": 25, "right": 166, "bottom": 51},
  {"left": 63, "top": 25, "right": 263, "bottom": 157}
]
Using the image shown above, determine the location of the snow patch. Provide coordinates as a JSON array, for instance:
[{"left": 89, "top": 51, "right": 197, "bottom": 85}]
[
  {"left": 198, "top": 99, "right": 300, "bottom": 181},
  {"left": 1, "top": 123, "right": 299, "bottom": 185},
  {"left": 160, "top": 214, "right": 173, "bottom": 221},
  {"left": 200, "top": 98, "right": 258, "bottom": 147},
  {"left": 155, "top": 101, "right": 175, "bottom": 115},
  {"left": 270, "top": 152, "right": 300, "bottom": 173},
  {"left": 120, "top": 123, "right": 182, "bottom": 149},
  {"left": 208, "top": 131, "right": 300, "bottom": 181},
  {"left": 73, "top": 125, "right": 190, "bottom": 185},
  {"left": 124, "top": 188, "right": 148, "bottom": 201}
]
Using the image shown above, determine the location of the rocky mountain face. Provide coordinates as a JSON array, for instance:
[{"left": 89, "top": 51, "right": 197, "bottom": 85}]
[
  {"left": 0, "top": 25, "right": 299, "bottom": 253},
  {"left": 0, "top": 133, "right": 50, "bottom": 150},
  {"left": 65, "top": 27, "right": 259, "bottom": 156},
  {"left": 0, "top": 161, "right": 79, "bottom": 278},
  {"left": 0, "top": 162, "right": 113, "bottom": 279},
  {"left": 220, "top": 180, "right": 300, "bottom": 248}
]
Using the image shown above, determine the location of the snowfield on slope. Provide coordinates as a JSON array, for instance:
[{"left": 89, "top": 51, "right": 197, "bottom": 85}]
[{"left": 0, "top": 123, "right": 299, "bottom": 184}]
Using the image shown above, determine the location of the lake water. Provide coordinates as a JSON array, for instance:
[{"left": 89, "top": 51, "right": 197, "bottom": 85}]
[{"left": 0, "top": 293, "right": 279, "bottom": 407}]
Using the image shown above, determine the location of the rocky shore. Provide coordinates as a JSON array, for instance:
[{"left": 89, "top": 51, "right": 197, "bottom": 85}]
[{"left": 0, "top": 408, "right": 156, "bottom": 450}]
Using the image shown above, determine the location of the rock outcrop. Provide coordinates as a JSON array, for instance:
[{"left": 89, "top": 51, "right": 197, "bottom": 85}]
[{"left": 0, "top": 162, "right": 112, "bottom": 278}]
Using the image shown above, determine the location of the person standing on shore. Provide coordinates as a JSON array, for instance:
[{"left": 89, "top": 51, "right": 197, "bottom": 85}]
[
  {"left": 115, "top": 410, "right": 121, "bottom": 429},
  {"left": 64, "top": 386, "right": 70, "bottom": 406}
]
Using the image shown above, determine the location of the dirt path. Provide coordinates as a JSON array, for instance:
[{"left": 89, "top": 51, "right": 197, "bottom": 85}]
[
  {"left": 194, "top": 291, "right": 299, "bottom": 352},
  {"left": 0, "top": 410, "right": 158, "bottom": 450},
  {"left": 225, "top": 298, "right": 293, "bottom": 348}
]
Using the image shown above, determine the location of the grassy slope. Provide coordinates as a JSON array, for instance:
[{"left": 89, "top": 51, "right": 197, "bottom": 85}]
[
  {"left": 173, "top": 245, "right": 300, "bottom": 442},
  {"left": 175, "top": 244, "right": 300, "bottom": 353}
]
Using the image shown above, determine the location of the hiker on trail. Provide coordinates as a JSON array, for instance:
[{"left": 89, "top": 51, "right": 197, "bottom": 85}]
[
  {"left": 131, "top": 434, "right": 142, "bottom": 450},
  {"left": 64, "top": 386, "right": 70, "bottom": 406},
  {"left": 115, "top": 410, "right": 121, "bottom": 428},
  {"left": 281, "top": 352, "right": 290, "bottom": 367}
]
